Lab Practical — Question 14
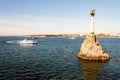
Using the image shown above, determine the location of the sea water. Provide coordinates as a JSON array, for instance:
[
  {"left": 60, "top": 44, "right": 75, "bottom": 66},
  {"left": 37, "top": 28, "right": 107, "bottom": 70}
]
[{"left": 0, "top": 37, "right": 120, "bottom": 80}]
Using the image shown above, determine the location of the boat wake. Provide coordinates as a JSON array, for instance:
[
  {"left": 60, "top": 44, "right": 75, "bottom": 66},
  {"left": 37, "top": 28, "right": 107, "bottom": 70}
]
[{"left": 6, "top": 40, "right": 18, "bottom": 44}]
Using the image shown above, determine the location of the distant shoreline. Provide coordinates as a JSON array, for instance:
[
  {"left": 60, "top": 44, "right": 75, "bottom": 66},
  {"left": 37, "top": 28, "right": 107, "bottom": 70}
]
[
  {"left": 28, "top": 33, "right": 120, "bottom": 38},
  {"left": 0, "top": 33, "right": 120, "bottom": 38}
]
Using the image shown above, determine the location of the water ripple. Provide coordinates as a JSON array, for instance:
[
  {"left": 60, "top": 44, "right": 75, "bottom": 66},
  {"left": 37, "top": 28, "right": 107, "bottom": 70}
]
[{"left": 0, "top": 37, "right": 120, "bottom": 79}]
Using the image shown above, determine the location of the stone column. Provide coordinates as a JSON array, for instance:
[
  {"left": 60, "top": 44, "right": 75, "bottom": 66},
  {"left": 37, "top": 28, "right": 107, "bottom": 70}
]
[
  {"left": 90, "top": 10, "right": 95, "bottom": 34},
  {"left": 91, "top": 16, "right": 94, "bottom": 33}
]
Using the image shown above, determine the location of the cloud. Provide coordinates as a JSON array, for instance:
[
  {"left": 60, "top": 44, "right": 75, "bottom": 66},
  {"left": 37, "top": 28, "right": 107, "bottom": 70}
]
[
  {"left": 95, "top": 20, "right": 120, "bottom": 33},
  {"left": 0, "top": 15, "right": 119, "bottom": 36}
]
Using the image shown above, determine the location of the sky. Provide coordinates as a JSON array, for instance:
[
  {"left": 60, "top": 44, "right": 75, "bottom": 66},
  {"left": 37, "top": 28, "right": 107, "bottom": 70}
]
[{"left": 0, "top": 0, "right": 120, "bottom": 36}]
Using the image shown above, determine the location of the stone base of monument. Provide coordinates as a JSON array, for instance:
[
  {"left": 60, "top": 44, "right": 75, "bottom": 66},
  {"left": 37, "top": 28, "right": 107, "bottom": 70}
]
[{"left": 77, "top": 33, "right": 109, "bottom": 61}]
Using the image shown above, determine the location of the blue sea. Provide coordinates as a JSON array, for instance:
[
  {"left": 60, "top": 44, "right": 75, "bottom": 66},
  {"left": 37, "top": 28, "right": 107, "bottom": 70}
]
[{"left": 0, "top": 37, "right": 120, "bottom": 80}]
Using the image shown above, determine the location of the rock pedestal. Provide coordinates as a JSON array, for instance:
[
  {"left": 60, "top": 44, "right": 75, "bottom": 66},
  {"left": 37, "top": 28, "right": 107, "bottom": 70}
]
[{"left": 77, "top": 33, "right": 109, "bottom": 61}]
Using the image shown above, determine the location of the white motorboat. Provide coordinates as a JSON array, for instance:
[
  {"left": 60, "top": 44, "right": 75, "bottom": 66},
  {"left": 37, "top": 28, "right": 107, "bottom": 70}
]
[
  {"left": 17, "top": 39, "right": 37, "bottom": 44},
  {"left": 69, "top": 37, "right": 76, "bottom": 40}
]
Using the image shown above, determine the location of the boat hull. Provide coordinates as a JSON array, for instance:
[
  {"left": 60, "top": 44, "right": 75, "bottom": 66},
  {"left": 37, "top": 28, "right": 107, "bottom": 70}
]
[{"left": 17, "top": 39, "right": 37, "bottom": 44}]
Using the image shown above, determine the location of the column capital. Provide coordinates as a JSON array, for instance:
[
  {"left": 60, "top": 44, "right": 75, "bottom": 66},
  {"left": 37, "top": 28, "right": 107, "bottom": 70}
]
[{"left": 90, "top": 9, "right": 95, "bottom": 17}]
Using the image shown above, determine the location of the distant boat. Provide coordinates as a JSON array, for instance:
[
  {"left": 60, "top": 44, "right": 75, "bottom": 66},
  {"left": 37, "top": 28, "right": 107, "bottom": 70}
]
[
  {"left": 69, "top": 37, "right": 76, "bottom": 40},
  {"left": 69, "top": 37, "right": 76, "bottom": 39},
  {"left": 17, "top": 39, "right": 37, "bottom": 44}
]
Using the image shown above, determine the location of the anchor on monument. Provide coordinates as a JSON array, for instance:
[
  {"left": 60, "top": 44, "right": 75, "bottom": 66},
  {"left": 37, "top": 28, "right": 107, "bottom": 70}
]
[{"left": 77, "top": 9, "right": 109, "bottom": 61}]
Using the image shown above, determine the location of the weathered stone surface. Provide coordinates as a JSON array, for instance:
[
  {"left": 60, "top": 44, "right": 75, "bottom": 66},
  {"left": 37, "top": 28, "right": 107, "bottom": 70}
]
[{"left": 77, "top": 33, "right": 109, "bottom": 61}]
